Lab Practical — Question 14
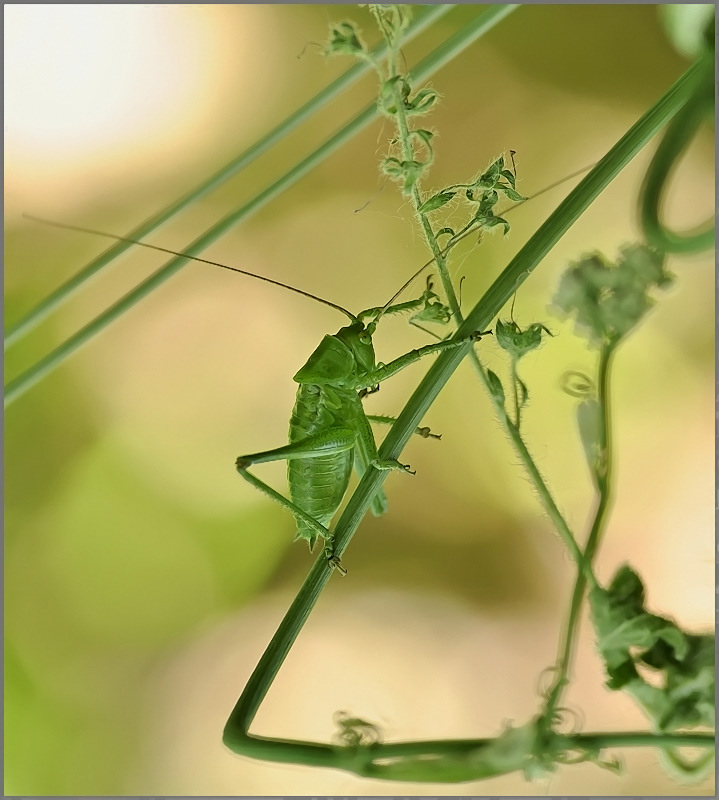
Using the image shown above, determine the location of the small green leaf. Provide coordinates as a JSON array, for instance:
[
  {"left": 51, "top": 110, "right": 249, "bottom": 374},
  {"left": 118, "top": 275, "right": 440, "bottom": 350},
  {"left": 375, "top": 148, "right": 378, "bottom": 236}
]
[
  {"left": 381, "top": 156, "right": 425, "bottom": 192},
  {"left": 577, "top": 398, "right": 604, "bottom": 482},
  {"left": 480, "top": 157, "right": 503, "bottom": 185},
  {"left": 370, "top": 3, "right": 413, "bottom": 44},
  {"left": 378, "top": 75, "right": 411, "bottom": 115},
  {"left": 381, "top": 156, "right": 403, "bottom": 177},
  {"left": 517, "top": 376, "right": 529, "bottom": 409},
  {"left": 481, "top": 214, "right": 510, "bottom": 236},
  {"left": 412, "top": 128, "right": 434, "bottom": 145},
  {"left": 486, "top": 369, "right": 505, "bottom": 406},
  {"left": 417, "top": 190, "right": 456, "bottom": 213},
  {"left": 495, "top": 320, "right": 552, "bottom": 360},
  {"left": 478, "top": 190, "right": 499, "bottom": 210},
  {"left": 465, "top": 155, "right": 528, "bottom": 212},
  {"left": 590, "top": 565, "right": 715, "bottom": 736},
  {"left": 410, "top": 129, "right": 435, "bottom": 161},
  {"left": 334, "top": 710, "right": 382, "bottom": 747},
  {"left": 411, "top": 301, "right": 451, "bottom": 325},
  {"left": 327, "top": 21, "right": 367, "bottom": 56},
  {"left": 435, "top": 226, "right": 456, "bottom": 241},
  {"left": 406, "top": 87, "right": 437, "bottom": 115},
  {"left": 410, "top": 280, "right": 451, "bottom": 325},
  {"left": 553, "top": 244, "right": 672, "bottom": 347},
  {"left": 380, "top": 79, "right": 437, "bottom": 117},
  {"left": 502, "top": 187, "right": 526, "bottom": 203}
]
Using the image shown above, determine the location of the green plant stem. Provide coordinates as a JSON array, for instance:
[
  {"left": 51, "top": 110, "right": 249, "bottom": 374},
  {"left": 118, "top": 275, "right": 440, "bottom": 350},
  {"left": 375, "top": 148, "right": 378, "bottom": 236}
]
[
  {"left": 4, "top": 4, "right": 453, "bottom": 350},
  {"left": 4, "top": 4, "right": 517, "bottom": 409},
  {"left": 223, "top": 60, "right": 705, "bottom": 776},
  {"left": 640, "top": 51, "right": 715, "bottom": 253},
  {"left": 540, "top": 343, "right": 615, "bottom": 728},
  {"left": 477, "top": 358, "right": 590, "bottom": 580},
  {"left": 383, "top": 1, "right": 591, "bottom": 581},
  {"left": 379, "top": 5, "right": 586, "bottom": 583},
  {"left": 510, "top": 360, "right": 520, "bottom": 428},
  {"left": 382, "top": 7, "right": 462, "bottom": 326},
  {"left": 224, "top": 723, "right": 714, "bottom": 783}
]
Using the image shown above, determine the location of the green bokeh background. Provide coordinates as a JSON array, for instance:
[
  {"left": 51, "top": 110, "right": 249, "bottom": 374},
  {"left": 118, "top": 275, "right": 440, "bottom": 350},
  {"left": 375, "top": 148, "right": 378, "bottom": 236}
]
[{"left": 5, "top": 5, "right": 714, "bottom": 795}]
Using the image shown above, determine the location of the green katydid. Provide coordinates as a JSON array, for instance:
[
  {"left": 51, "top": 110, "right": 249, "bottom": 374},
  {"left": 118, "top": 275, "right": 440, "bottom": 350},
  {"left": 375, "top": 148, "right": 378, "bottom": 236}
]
[
  {"left": 26, "top": 165, "right": 595, "bottom": 574},
  {"left": 24, "top": 215, "right": 492, "bottom": 575},
  {"left": 234, "top": 286, "right": 490, "bottom": 575}
]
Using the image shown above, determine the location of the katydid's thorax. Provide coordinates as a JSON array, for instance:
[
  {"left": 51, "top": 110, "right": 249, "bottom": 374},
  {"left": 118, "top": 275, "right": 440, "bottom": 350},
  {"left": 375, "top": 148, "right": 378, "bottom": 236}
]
[
  {"left": 288, "top": 320, "right": 375, "bottom": 442},
  {"left": 288, "top": 383, "right": 358, "bottom": 437},
  {"left": 292, "top": 321, "right": 376, "bottom": 390}
]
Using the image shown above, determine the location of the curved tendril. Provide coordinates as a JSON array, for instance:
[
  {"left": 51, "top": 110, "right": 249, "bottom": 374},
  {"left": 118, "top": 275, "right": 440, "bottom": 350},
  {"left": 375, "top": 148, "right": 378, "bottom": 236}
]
[{"left": 640, "top": 52, "right": 715, "bottom": 254}]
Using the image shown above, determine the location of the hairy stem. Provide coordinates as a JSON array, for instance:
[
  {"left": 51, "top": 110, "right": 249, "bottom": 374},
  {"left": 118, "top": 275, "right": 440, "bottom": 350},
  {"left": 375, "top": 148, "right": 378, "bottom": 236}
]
[
  {"left": 540, "top": 343, "right": 615, "bottom": 727},
  {"left": 477, "top": 357, "right": 590, "bottom": 578}
]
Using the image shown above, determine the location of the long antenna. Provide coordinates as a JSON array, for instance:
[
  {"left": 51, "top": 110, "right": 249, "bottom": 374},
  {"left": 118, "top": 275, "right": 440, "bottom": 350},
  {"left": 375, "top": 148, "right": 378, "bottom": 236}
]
[
  {"left": 373, "top": 162, "right": 597, "bottom": 321},
  {"left": 23, "top": 215, "right": 358, "bottom": 323},
  {"left": 25, "top": 163, "right": 595, "bottom": 331}
]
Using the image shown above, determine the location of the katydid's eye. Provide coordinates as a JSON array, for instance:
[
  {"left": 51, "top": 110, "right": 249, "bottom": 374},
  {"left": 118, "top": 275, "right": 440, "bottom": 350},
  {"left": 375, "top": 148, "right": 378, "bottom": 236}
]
[{"left": 359, "top": 334, "right": 371, "bottom": 345}]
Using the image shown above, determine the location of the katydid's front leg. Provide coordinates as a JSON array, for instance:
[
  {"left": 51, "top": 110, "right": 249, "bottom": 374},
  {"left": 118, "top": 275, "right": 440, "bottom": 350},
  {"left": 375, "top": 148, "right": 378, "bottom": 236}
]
[
  {"left": 359, "top": 329, "right": 491, "bottom": 388},
  {"left": 235, "top": 428, "right": 356, "bottom": 575}
]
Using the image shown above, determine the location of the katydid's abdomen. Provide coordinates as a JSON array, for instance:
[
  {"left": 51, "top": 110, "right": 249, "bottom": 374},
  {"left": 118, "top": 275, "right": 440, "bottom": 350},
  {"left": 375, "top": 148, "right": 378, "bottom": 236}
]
[{"left": 287, "top": 383, "right": 355, "bottom": 546}]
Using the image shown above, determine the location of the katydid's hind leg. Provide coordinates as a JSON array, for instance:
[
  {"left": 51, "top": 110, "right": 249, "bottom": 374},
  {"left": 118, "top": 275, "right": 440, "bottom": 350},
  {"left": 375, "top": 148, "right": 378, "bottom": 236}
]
[
  {"left": 235, "top": 428, "right": 356, "bottom": 574},
  {"left": 236, "top": 465, "right": 330, "bottom": 552},
  {"left": 239, "top": 466, "right": 346, "bottom": 575},
  {"left": 352, "top": 405, "right": 389, "bottom": 516},
  {"left": 235, "top": 428, "right": 356, "bottom": 470}
]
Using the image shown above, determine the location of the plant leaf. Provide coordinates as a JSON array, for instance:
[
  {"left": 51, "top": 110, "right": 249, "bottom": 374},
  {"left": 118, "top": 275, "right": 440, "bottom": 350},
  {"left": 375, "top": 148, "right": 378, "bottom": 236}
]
[
  {"left": 553, "top": 244, "right": 672, "bottom": 347},
  {"left": 486, "top": 369, "right": 506, "bottom": 406},
  {"left": 590, "top": 564, "right": 715, "bottom": 740},
  {"left": 327, "top": 21, "right": 367, "bottom": 56},
  {"left": 495, "top": 319, "right": 552, "bottom": 360},
  {"left": 418, "top": 190, "right": 456, "bottom": 213}
]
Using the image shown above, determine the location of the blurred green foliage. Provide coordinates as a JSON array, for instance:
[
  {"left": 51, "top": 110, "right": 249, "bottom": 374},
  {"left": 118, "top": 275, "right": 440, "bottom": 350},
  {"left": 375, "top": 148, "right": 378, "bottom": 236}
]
[{"left": 5, "top": 4, "right": 714, "bottom": 794}]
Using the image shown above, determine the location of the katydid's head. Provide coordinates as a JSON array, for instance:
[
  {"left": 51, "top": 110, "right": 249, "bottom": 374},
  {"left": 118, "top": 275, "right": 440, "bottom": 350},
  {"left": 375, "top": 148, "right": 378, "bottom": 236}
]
[
  {"left": 293, "top": 321, "right": 375, "bottom": 386},
  {"left": 336, "top": 321, "right": 376, "bottom": 373}
]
